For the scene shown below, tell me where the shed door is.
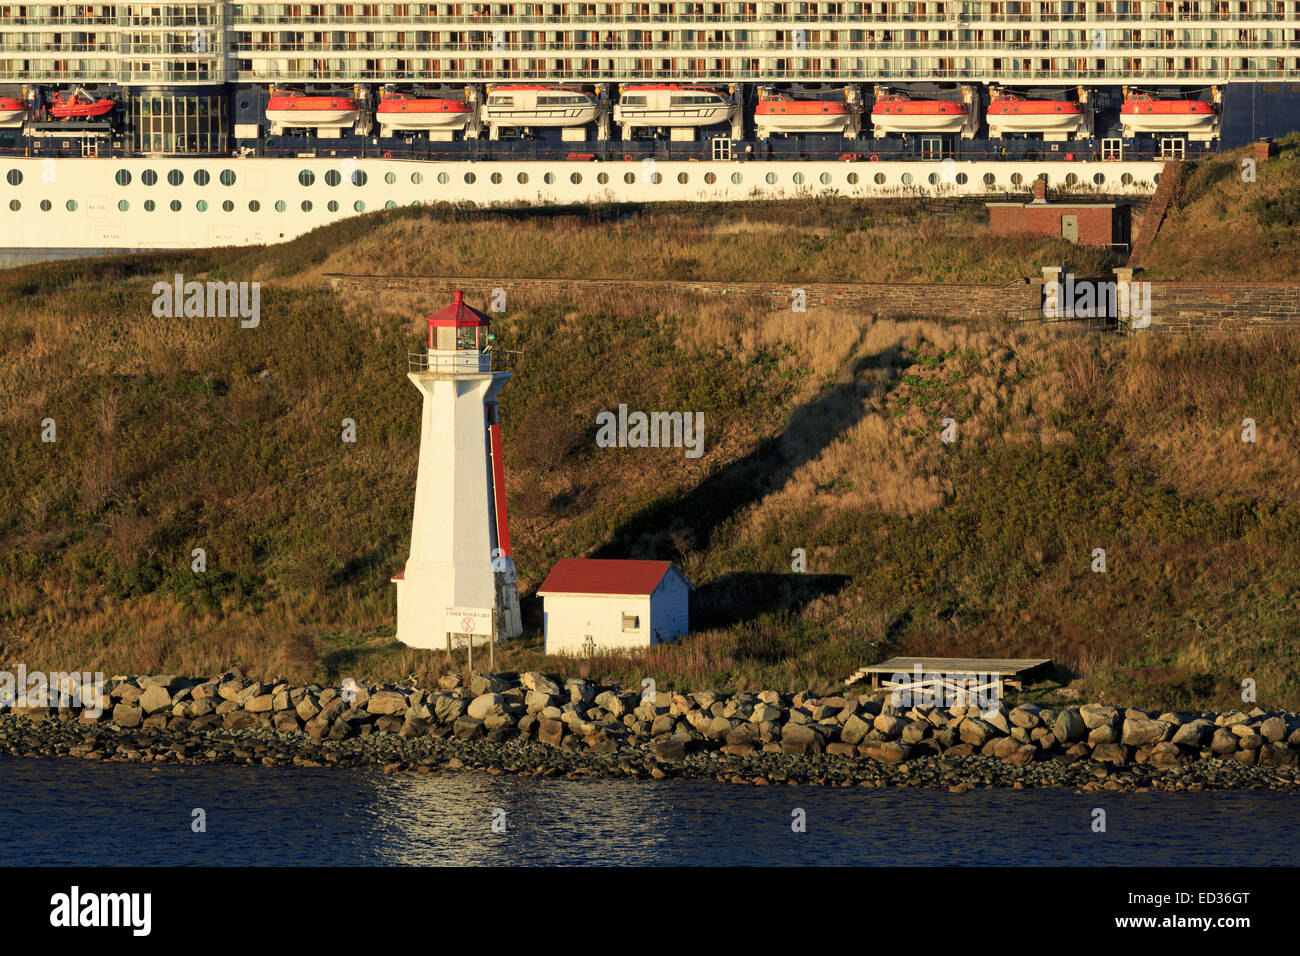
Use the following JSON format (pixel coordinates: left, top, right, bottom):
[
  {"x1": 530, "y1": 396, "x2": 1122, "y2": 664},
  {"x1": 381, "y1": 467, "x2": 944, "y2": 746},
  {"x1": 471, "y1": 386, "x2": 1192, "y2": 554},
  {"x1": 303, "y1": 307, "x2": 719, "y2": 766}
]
[{"x1": 1061, "y1": 215, "x2": 1078, "y2": 243}]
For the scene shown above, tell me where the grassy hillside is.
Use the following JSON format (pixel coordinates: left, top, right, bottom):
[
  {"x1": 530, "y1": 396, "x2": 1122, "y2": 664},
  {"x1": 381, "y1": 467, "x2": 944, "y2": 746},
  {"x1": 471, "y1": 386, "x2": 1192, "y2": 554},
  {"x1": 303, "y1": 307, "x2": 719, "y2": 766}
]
[{"x1": 2, "y1": 191, "x2": 1299, "y2": 711}]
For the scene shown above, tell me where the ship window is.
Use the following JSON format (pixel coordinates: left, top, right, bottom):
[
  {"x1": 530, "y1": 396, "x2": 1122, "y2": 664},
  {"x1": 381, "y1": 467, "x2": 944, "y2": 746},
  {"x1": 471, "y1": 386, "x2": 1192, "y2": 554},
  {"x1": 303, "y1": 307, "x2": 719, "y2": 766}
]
[
  {"x1": 197, "y1": 200, "x2": 208, "y2": 211},
  {"x1": 249, "y1": 200, "x2": 260, "y2": 212},
  {"x1": 622, "y1": 95, "x2": 646, "y2": 106},
  {"x1": 983, "y1": 172, "x2": 996, "y2": 186},
  {"x1": 765, "y1": 171, "x2": 777, "y2": 184},
  {"x1": 598, "y1": 172, "x2": 609, "y2": 184},
  {"x1": 1121, "y1": 173, "x2": 1134, "y2": 186},
  {"x1": 517, "y1": 172, "x2": 529, "y2": 184},
  {"x1": 275, "y1": 200, "x2": 287, "y2": 212},
  {"x1": 220, "y1": 170, "x2": 236, "y2": 186},
  {"x1": 544, "y1": 172, "x2": 555, "y2": 184},
  {"x1": 731, "y1": 172, "x2": 742, "y2": 184},
  {"x1": 167, "y1": 169, "x2": 183, "y2": 186},
  {"x1": 956, "y1": 172, "x2": 968, "y2": 185},
  {"x1": 67, "y1": 200, "x2": 78, "y2": 212},
  {"x1": 385, "y1": 200, "x2": 397, "y2": 209},
  {"x1": 571, "y1": 172, "x2": 583, "y2": 184},
  {"x1": 328, "y1": 200, "x2": 339, "y2": 212},
  {"x1": 875, "y1": 172, "x2": 885, "y2": 185},
  {"x1": 491, "y1": 172, "x2": 503, "y2": 184},
  {"x1": 385, "y1": 172, "x2": 396, "y2": 184},
  {"x1": 650, "y1": 172, "x2": 662, "y2": 184},
  {"x1": 6, "y1": 169, "x2": 21, "y2": 186},
  {"x1": 927, "y1": 173, "x2": 938, "y2": 185},
  {"x1": 145, "y1": 200, "x2": 156, "y2": 212},
  {"x1": 411, "y1": 172, "x2": 423, "y2": 184},
  {"x1": 169, "y1": 200, "x2": 181, "y2": 212},
  {"x1": 299, "y1": 170, "x2": 315, "y2": 186},
  {"x1": 1153, "y1": 173, "x2": 1161, "y2": 184},
  {"x1": 1093, "y1": 173, "x2": 1105, "y2": 186},
  {"x1": 1065, "y1": 172, "x2": 1078, "y2": 186},
  {"x1": 115, "y1": 169, "x2": 131, "y2": 186},
  {"x1": 302, "y1": 200, "x2": 312, "y2": 212},
  {"x1": 793, "y1": 172, "x2": 804, "y2": 185},
  {"x1": 820, "y1": 172, "x2": 831, "y2": 185},
  {"x1": 677, "y1": 172, "x2": 688, "y2": 184},
  {"x1": 354, "y1": 200, "x2": 366, "y2": 212},
  {"x1": 704, "y1": 171, "x2": 715, "y2": 184},
  {"x1": 464, "y1": 172, "x2": 476, "y2": 184},
  {"x1": 352, "y1": 170, "x2": 368, "y2": 186},
  {"x1": 141, "y1": 170, "x2": 157, "y2": 186},
  {"x1": 223, "y1": 200, "x2": 234, "y2": 212},
  {"x1": 847, "y1": 172, "x2": 858, "y2": 185},
  {"x1": 437, "y1": 172, "x2": 450, "y2": 185},
  {"x1": 1010, "y1": 172, "x2": 1023, "y2": 185},
  {"x1": 40, "y1": 199, "x2": 51, "y2": 212},
  {"x1": 194, "y1": 170, "x2": 210, "y2": 186},
  {"x1": 8, "y1": 199, "x2": 18, "y2": 211},
  {"x1": 901, "y1": 172, "x2": 913, "y2": 185},
  {"x1": 325, "y1": 169, "x2": 341, "y2": 186}
]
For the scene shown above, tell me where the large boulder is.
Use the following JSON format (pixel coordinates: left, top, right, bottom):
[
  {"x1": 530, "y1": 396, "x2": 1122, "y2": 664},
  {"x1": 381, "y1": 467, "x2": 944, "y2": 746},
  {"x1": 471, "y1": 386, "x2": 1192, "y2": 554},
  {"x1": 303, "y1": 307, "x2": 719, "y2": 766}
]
[
  {"x1": 1008, "y1": 705, "x2": 1042, "y2": 729},
  {"x1": 538, "y1": 719, "x2": 564, "y2": 746},
  {"x1": 366, "y1": 690, "x2": 409, "y2": 715},
  {"x1": 841, "y1": 713, "x2": 874, "y2": 745},
  {"x1": 245, "y1": 694, "x2": 275, "y2": 713},
  {"x1": 112, "y1": 703, "x2": 143, "y2": 728},
  {"x1": 1171, "y1": 718, "x2": 1214, "y2": 748},
  {"x1": 519, "y1": 672, "x2": 562, "y2": 696},
  {"x1": 453, "y1": 716, "x2": 485, "y2": 740},
  {"x1": 469, "y1": 671, "x2": 510, "y2": 696},
  {"x1": 1121, "y1": 717, "x2": 1171, "y2": 747},
  {"x1": 1260, "y1": 716, "x2": 1289, "y2": 743},
  {"x1": 781, "y1": 723, "x2": 825, "y2": 755},
  {"x1": 1079, "y1": 705, "x2": 1120, "y2": 730},
  {"x1": 958, "y1": 716, "x2": 998, "y2": 747},
  {"x1": 873, "y1": 713, "x2": 905, "y2": 739},
  {"x1": 652, "y1": 738, "x2": 686, "y2": 762},
  {"x1": 138, "y1": 684, "x2": 174, "y2": 715},
  {"x1": 466, "y1": 693, "x2": 505, "y2": 720},
  {"x1": 1053, "y1": 708, "x2": 1087, "y2": 744}
]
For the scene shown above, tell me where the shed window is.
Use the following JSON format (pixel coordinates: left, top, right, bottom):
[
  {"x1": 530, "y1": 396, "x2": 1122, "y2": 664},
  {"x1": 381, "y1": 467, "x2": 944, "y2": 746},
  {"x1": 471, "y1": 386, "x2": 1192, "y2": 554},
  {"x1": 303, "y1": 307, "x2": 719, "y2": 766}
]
[{"x1": 622, "y1": 613, "x2": 640, "y2": 631}]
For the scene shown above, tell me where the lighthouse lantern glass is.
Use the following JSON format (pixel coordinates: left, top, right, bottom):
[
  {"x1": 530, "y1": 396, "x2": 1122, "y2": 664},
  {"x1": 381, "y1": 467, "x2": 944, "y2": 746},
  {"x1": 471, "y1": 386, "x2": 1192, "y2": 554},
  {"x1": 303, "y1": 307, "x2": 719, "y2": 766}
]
[{"x1": 456, "y1": 325, "x2": 480, "y2": 351}]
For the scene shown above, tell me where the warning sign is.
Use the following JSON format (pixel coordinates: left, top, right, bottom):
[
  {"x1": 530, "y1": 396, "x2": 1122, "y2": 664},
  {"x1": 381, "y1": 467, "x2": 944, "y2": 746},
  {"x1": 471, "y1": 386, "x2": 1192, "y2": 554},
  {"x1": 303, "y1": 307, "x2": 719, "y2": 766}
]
[{"x1": 445, "y1": 606, "x2": 493, "y2": 634}]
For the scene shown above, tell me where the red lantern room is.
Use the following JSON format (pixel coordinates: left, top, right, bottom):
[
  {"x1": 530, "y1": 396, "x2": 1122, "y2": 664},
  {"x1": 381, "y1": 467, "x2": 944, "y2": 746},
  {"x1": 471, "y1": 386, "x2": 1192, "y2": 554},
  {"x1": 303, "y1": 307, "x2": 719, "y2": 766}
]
[{"x1": 426, "y1": 289, "x2": 491, "y2": 352}]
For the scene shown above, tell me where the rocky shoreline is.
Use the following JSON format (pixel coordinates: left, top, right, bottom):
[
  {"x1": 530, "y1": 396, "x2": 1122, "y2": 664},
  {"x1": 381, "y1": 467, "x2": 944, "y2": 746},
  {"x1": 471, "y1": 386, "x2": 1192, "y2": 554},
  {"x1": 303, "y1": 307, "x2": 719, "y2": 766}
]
[{"x1": 3, "y1": 669, "x2": 1299, "y2": 792}]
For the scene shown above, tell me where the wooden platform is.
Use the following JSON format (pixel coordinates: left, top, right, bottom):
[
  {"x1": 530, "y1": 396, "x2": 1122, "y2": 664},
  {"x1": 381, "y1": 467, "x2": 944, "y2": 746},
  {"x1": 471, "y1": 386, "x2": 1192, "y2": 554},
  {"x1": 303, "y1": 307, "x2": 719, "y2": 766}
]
[{"x1": 846, "y1": 657, "x2": 1053, "y2": 692}]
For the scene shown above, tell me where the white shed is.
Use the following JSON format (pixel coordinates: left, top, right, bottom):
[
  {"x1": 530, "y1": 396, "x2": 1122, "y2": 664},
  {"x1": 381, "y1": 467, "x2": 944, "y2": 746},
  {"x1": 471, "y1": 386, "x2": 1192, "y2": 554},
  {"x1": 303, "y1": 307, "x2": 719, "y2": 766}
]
[{"x1": 538, "y1": 558, "x2": 692, "y2": 655}]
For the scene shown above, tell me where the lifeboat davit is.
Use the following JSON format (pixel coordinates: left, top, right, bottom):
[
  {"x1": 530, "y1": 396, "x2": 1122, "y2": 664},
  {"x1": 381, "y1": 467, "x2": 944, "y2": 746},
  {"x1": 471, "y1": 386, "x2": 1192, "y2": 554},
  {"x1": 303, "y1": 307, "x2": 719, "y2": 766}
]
[
  {"x1": 871, "y1": 93, "x2": 968, "y2": 134},
  {"x1": 614, "y1": 84, "x2": 736, "y2": 130},
  {"x1": 483, "y1": 85, "x2": 598, "y2": 129},
  {"x1": 377, "y1": 94, "x2": 472, "y2": 134},
  {"x1": 1120, "y1": 93, "x2": 1217, "y2": 134},
  {"x1": 754, "y1": 94, "x2": 852, "y2": 136},
  {"x1": 0, "y1": 96, "x2": 28, "y2": 126},
  {"x1": 986, "y1": 92, "x2": 1085, "y2": 137},
  {"x1": 265, "y1": 91, "x2": 361, "y2": 134},
  {"x1": 48, "y1": 89, "x2": 115, "y2": 121}
]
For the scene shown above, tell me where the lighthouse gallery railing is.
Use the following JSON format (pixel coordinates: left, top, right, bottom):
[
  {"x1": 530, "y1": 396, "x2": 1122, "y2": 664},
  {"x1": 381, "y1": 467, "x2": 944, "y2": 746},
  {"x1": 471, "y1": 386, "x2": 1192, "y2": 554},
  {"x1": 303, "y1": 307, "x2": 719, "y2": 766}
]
[{"x1": 408, "y1": 349, "x2": 522, "y2": 375}]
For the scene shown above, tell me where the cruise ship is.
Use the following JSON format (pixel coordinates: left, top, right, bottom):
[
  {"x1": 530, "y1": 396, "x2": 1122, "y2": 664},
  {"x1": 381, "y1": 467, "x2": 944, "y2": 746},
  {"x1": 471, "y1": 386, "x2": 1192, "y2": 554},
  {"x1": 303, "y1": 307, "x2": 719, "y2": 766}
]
[{"x1": 1, "y1": 1, "x2": 1298, "y2": 259}]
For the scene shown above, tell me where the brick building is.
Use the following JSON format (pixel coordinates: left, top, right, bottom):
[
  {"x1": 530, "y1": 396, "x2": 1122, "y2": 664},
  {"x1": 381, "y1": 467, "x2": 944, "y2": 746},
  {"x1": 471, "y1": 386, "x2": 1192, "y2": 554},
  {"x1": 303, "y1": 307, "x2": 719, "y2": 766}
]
[{"x1": 987, "y1": 178, "x2": 1131, "y2": 249}]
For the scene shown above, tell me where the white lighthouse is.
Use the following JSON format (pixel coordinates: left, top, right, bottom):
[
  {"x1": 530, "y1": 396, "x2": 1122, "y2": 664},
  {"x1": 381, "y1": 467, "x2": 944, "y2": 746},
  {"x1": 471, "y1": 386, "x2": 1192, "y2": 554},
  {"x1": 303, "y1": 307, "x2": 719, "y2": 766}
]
[{"x1": 392, "y1": 290, "x2": 523, "y2": 648}]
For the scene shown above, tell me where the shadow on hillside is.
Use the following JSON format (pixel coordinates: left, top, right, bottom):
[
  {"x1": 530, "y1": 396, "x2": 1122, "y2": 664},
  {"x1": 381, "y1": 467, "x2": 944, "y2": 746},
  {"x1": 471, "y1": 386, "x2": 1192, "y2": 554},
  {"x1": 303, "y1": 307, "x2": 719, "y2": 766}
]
[
  {"x1": 692, "y1": 571, "x2": 851, "y2": 630},
  {"x1": 589, "y1": 343, "x2": 908, "y2": 563}
]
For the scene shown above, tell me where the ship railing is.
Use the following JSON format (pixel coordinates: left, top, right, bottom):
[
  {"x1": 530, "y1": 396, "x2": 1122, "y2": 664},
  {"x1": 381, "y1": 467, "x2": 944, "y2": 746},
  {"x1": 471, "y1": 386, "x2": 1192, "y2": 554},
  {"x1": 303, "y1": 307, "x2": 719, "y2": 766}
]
[{"x1": 408, "y1": 349, "x2": 521, "y2": 375}]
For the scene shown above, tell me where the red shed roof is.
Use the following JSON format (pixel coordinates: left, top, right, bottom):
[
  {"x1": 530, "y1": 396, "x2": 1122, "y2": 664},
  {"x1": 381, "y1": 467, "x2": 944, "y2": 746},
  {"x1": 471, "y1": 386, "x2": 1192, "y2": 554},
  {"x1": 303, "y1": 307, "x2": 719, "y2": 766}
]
[
  {"x1": 427, "y1": 289, "x2": 490, "y2": 328},
  {"x1": 538, "y1": 558, "x2": 680, "y2": 596}
]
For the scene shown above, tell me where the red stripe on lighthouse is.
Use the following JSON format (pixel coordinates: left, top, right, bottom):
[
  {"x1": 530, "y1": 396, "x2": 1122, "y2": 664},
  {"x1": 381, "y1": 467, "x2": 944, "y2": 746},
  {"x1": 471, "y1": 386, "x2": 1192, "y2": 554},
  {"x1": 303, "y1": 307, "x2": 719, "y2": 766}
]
[{"x1": 489, "y1": 423, "x2": 512, "y2": 557}]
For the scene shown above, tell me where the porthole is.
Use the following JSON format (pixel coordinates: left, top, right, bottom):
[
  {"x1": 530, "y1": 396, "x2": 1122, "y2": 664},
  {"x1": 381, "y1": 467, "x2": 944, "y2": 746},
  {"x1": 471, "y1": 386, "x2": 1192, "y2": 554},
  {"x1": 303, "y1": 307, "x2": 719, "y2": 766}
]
[
  {"x1": 384, "y1": 171, "x2": 396, "y2": 185},
  {"x1": 624, "y1": 172, "x2": 636, "y2": 184},
  {"x1": 115, "y1": 169, "x2": 131, "y2": 186},
  {"x1": 299, "y1": 169, "x2": 315, "y2": 187},
  {"x1": 325, "y1": 169, "x2": 341, "y2": 186},
  {"x1": 6, "y1": 169, "x2": 22, "y2": 186},
  {"x1": 793, "y1": 172, "x2": 804, "y2": 185},
  {"x1": 874, "y1": 172, "x2": 886, "y2": 185},
  {"x1": 819, "y1": 172, "x2": 831, "y2": 185},
  {"x1": 731, "y1": 172, "x2": 742, "y2": 184},
  {"x1": 1154, "y1": 172, "x2": 1162, "y2": 184},
  {"x1": 1093, "y1": 172, "x2": 1106, "y2": 185},
  {"x1": 650, "y1": 171, "x2": 662, "y2": 184},
  {"x1": 248, "y1": 199, "x2": 260, "y2": 212},
  {"x1": 141, "y1": 169, "x2": 157, "y2": 186},
  {"x1": 927, "y1": 172, "x2": 938, "y2": 185},
  {"x1": 352, "y1": 170, "x2": 367, "y2": 186},
  {"x1": 196, "y1": 199, "x2": 207, "y2": 211},
  {"x1": 275, "y1": 200, "x2": 286, "y2": 212},
  {"x1": 847, "y1": 172, "x2": 858, "y2": 185},
  {"x1": 983, "y1": 172, "x2": 996, "y2": 186},
  {"x1": 327, "y1": 200, "x2": 338, "y2": 212},
  {"x1": 1121, "y1": 172, "x2": 1134, "y2": 185},
  {"x1": 544, "y1": 172, "x2": 555, "y2": 184},
  {"x1": 301, "y1": 199, "x2": 312, "y2": 212},
  {"x1": 194, "y1": 169, "x2": 210, "y2": 186},
  {"x1": 411, "y1": 172, "x2": 423, "y2": 184},
  {"x1": 956, "y1": 172, "x2": 968, "y2": 185},
  {"x1": 1065, "y1": 172, "x2": 1079, "y2": 186},
  {"x1": 167, "y1": 169, "x2": 183, "y2": 186},
  {"x1": 144, "y1": 199, "x2": 156, "y2": 211},
  {"x1": 901, "y1": 172, "x2": 913, "y2": 185},
  {"x1": 67, "y1": 199, "x2": 78, "y2": 211},
  {"x1": 491, "y1": 171, "x2": 503, "y2": 184},
  {"x1": 704, "y1": 171, "x2": 716, "y2": 184},
  {"x1": 40, "y1": 199, "x2": 51, "y2": 211},
  {"x1": 571, "y1": 172, "x2": 583, "y2": 184},
  {"x1": 517, "y1": 172, "x2": 529, "y2": 184},
  {"x1": 385, "y1": 200, "x2": 396, "y2": 209},
  {"x1": 437, "y1": 172, "x2": 449, "y2": 185},
  {"x1": 677, "y1": 172, "x2": 688, "y2": 184},
  {"x1": 464, "y1": 172, "x2": 475, "y2": 184},
  {"x1": 220, "y1": 169, "x2": 236, "y2": 186},
  {"x1": 8, "y1": 199, "x2": 18, "y2": 211},
  {"x1": 354, "y1": 200, "x2": 365, "y2": 212},
  {"x1": 410, "y1": 200, "x2": 421, "y2": 207},
  {"x1": 597, "y1": 172, "x2": 609, "y2": 184},
  {"x1": 222, "y1": 199, "x2": 234, "y2": 212},
  {"x1": 169, "y1": 199, "x2": 180, "y2": 212},
  {"x1": 765, "y1": 171, "x2": 777, "y2": 184},
  {"x1": 1010, "y1": 172, "x2": 1024, "y2": 185}
]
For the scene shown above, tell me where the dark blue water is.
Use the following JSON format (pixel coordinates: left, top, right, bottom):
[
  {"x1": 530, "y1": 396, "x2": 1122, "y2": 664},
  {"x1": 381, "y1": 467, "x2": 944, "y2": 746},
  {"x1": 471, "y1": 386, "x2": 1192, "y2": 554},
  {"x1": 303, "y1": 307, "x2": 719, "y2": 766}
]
[{"x1": 2, "y1": 757, "x2": 1295, "y2": 866}]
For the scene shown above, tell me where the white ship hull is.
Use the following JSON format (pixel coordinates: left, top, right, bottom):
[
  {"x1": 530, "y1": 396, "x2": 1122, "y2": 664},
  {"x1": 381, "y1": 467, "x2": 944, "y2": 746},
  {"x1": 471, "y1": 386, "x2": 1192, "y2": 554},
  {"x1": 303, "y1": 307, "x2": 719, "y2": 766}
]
[{"x1": 0, "y1": 157, "x2": 1165, "y2": 260}]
